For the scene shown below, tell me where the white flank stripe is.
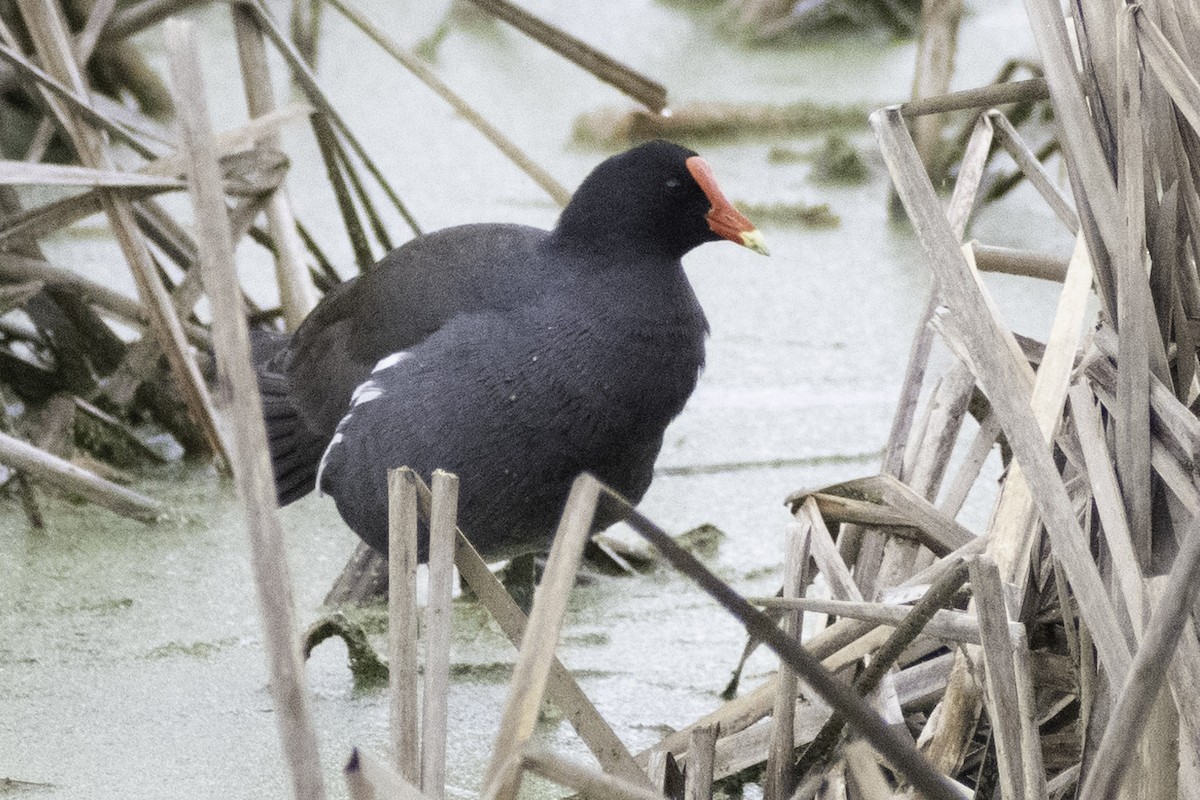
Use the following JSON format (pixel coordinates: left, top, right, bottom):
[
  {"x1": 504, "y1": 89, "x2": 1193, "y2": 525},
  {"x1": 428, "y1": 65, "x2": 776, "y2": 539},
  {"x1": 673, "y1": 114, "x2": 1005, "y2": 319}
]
[
  {"x1": 352, "y1": 383, "x2": 383, "y2": 407},
  {"x1": 318, "y1": 352, "x2": 407, "y2": 496},
  {"x1": 315, "y1": 430, "x2": 344, "y2": 497},
  {"x1": 372, "y1": 350, "x2": 410, "y2": 373}
]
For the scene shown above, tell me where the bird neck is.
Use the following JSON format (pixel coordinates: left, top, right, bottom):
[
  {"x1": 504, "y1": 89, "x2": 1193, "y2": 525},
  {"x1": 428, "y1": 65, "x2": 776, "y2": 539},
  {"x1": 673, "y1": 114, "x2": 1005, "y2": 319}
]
[{"x1": 550, "y1": 203, "x2": 689, "y2": 262}]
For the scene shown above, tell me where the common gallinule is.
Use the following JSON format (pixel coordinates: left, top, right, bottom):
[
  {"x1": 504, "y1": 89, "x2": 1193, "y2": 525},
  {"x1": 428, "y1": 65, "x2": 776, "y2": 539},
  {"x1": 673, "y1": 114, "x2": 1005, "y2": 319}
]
[{"x1": 256, "y1": 140, "x2": 767, "y2": 559}]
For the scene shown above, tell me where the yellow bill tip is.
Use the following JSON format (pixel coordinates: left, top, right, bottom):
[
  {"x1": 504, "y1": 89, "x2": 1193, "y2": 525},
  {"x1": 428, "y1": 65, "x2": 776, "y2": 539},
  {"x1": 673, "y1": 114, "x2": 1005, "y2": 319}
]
[{"x1": 740, "y1": 229, "x2": 770, "y2": 256}]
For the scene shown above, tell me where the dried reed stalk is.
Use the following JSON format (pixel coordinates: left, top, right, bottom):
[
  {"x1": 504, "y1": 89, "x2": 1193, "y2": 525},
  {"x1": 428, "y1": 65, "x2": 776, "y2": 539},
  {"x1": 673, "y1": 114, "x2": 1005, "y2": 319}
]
[
  {"x1": 481, "y1": 475, "x2": 601, "y2": 800},
  {"x1": 19, "y1": 0, "x2": 227, "y2": 462},
  {"x1": 1010, "y1": 627, "x2": 1046, "y2": 800},
  {"x1": 346, "y1": 747, "x2": 433, "y2": 800},
  {"x1": 988, "y1": 111, "x2": 1080, "y2": 232},
  {"x1": 614, "y1": 493, "x2": 962, "y2": 800},
  {"x1": 165, "y1": 18, "x2": 325, "y2": 800},
  {"x1": 748, "y1": 596, "x2": 979, "y2": 644},
  {"x1": 0, "y1": 429, "x2": 163, "y2": 521},
  {"x1": 243, "y1": 0, "x2": 420, "y2": 236},
  {"x1": 899, "y1": 78, "x2": 1048, "y2": 118},
  {"x1": 0, "y1": 37, "x2": 158, "y2": 157},
  {"x1": 463, "y1": 0, "x2": 666, "y2": 112},
  {"x1": 520, "y1": 747, "x2": 664, "y2": 800},
  {"x1": 0, "y1": 104, "x2": 309, "y2": 251},
  {"x1": 684, "y1": 725, "x2": 718, "y2": 800},
  {"x1": 945, "y1": 111, "x2": 993, "y2": 235},
  {"x1": 0, "y1": 161, "x2": 182, "y2": 188},
  {"x1": 321, "y1": 0, "x2": 571, "y2": 208},
  {"x1": 388, "y1": 467, "x2": 421, "y2": 784},
  {"x1": 843, "y1": 740, "x2": 893, "y2": 800},
  {"x1": 906, "y1": 0, "x2": 961, "y2": 173},
  {"x1": 1114, "y1": 4, "x2": 1154, "y2": 570},
  {"x1": 969, "y1": 556, "x2": 1027, "y2": 800},
  {"x1": 764, "y1": 522, "x2": 809, "y2": 800},
  {"x1": 1080, "y1": 473, "x2": 1200, "y2": 797},
  {"x1": 230, "y1": 3, "x2": 317, "y2": 330},
  {"x1": 402, "y1": 470, "x2": 649, "y2": 785},
  {"x1": 420, "y1": 470, "x2": 458, "y2": 800}
]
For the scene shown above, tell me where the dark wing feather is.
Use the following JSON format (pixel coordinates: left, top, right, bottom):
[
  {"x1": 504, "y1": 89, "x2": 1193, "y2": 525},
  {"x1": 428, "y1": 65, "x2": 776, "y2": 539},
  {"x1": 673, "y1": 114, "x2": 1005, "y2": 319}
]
[{"x1": 285, "y1": 223, "x2": 550, "y2": 439}]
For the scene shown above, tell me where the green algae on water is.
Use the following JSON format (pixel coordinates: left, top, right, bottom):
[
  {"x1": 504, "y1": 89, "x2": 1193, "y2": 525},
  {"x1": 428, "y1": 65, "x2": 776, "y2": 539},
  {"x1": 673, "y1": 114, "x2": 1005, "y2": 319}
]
[
  {"x1": 734, "y1": 201, "x2": 840, "y2": 228},
  {"x1": 768, "y1": 136, "x2": 869, "y2": 184},
  {"x1": 303, "y1": 612, "x2": 388, "y2": 687},
  {"x1": 809, "y1": 135, "x2": 869, "y2": 184},
  {"x1": 573, "y1": 101, "x2": 868, "y2": 147},
  {"x1": 144, "y1": 638, "x2": 237, "y2": 660}
]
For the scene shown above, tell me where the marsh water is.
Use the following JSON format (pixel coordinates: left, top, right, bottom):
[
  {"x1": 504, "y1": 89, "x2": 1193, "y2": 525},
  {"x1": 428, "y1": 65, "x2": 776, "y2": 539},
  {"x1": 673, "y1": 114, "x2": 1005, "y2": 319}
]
[{"x1": 1, "y1": 1, "x2": 1075, "y2": 797}]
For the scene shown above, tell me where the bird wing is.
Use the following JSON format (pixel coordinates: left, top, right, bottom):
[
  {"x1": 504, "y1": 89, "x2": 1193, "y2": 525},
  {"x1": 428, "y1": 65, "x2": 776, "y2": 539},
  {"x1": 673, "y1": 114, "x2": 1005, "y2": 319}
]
[{"x1": 284, "y1": 223, "x2": 548, "y2": 436}]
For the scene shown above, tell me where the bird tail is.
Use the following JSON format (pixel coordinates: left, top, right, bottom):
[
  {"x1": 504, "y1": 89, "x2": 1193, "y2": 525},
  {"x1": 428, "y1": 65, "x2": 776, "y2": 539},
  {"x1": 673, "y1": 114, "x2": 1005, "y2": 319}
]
[{"x1": 252, "y1": 330, "x2": 327, "y2": 506}]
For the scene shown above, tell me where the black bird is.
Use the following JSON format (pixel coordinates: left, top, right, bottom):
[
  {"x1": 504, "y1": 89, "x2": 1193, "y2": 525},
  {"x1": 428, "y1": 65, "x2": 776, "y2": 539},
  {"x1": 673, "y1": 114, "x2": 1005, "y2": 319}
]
[{"x1": 256, "y1": 140, "x2": 768, "y2": 560}]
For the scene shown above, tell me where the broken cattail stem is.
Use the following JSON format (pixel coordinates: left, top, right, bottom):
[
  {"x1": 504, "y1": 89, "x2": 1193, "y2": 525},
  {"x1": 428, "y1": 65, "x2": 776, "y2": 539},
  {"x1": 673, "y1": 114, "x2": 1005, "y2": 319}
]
[
  {"x1": 764, "y1": 521, "x2": 809, "y2": 800},
  {"x1": 420, "y1": 470, "x2": 458, "y2": 800},
  {"x1": 613, "y1": 488, "x2": 962, "y2": 800},
  {"x1": 481, "y1": 475, "x2": 602, "y2": 800},
  {"x1": 230, "y1": 3, "x2": 317, "y2": 329},
  {"x1": 0, "y1": 430, "x2": 163, "y2": 522},
  {"x1": 321, "y1": 0, "x2": 572, "y2": 207},
  {"x1": 463, "y1": 0, "x2": 667, "y2": 112},
  {"x1": 684, "y1": 725, "x2": 718, "y2": 800},
  {"x1": 165, "y1": 18, "x2": 325, "y2": 800},
  {"x1": 520, "y1": 747, "x2": 664, "y2": 800},
  {"x1": 899, "y1": 77, "x2": 1049, "y2": 117},
  {"x1": 388, "y1": 467, "x2": 421, "y2": 784},
  {"x1": 873, "y1": 105, "x2": 1132, "y2": 684},
  {"x1": 400, "y1": 470, "x2": 649, "y2": 785}
]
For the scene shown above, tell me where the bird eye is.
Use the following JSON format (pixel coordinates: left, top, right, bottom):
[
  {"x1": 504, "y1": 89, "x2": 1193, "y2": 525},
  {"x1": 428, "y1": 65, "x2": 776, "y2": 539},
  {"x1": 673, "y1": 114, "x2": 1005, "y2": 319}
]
[{"x1": 665, "y1": 178, "x2": 681, "y2": 189}]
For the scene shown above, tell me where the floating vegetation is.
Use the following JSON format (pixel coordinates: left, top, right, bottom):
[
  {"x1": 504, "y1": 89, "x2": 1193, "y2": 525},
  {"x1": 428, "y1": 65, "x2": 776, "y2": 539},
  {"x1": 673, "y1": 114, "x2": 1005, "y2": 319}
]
[
  {"x1": 572, "y1": 101, "x2": 868, "y2": 147},
  {"x1": 144, "y1": 639, "x2": 234, "y2": 660},
  {"x1": 303, "y1": 612, "x2": 388, "y2": 687},
  {"x1": 724, "y1": 0, "x2": 921, "y2": 43},
  {"x1": 808, "y1": 135, "x2": 869, "y2": 183},
  {"x1": 55, "y1": 596, "x2": 134, "y2": 614},
  {"x1": 0, "y1": 776, "x2": 55, "y2": 794},
  {"x1": 449, "y1": 661, "x2": 522, "y2": 683},
  {"x1": 734, "y1": 201, "x2": 840, "y2": 228},
  {"x1": 674, "y1": 522, "x2": 726, "y2": 558},
  {"x1": 767, "y1": 136, "x2": 869, "y2": 184},
  {"x1": 765, "y1": 145, "x2": 806, "y2": 164}
]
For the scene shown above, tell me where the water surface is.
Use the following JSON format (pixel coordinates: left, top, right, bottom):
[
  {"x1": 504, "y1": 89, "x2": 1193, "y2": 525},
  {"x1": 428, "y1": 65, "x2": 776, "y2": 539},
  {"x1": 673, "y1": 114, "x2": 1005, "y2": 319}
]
[{"x1": 1, "y1": 1, "x2": 1073, "y2": 797}]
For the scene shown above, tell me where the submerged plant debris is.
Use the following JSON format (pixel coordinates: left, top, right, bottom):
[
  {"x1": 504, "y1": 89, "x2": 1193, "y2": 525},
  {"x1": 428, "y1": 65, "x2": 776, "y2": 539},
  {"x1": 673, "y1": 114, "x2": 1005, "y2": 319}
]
[
  {"x1": 303, "y1": 612, "x2": 389, "y2": 688},
  {"x1": 733, "y1": 201, "x2": 840, "y2": 228},
  {"x1": 767, "y1": 135, "x2": 870, "y2": 184},
  {"x1": 572, "y1": 101, "x2": 868, "y2": 147}
]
